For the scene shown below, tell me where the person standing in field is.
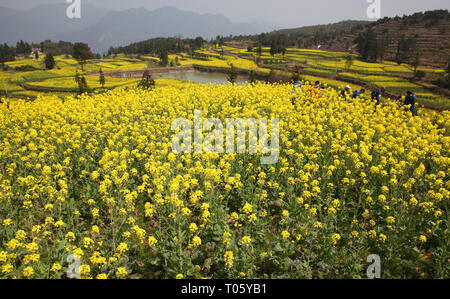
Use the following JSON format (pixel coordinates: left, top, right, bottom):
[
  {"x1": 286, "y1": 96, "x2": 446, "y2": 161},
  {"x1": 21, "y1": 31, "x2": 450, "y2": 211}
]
[
  {"x1": 292, "y1": 80, "x2": 303, "y2": 91},
  {"x1": 371, "y1": 87, "x2": 385, "y2": 106},
  {"x1": 304, "y1": 81, "x2": 320, "y2": 103},
  {"x1": 291, "y1": 80, "x2": 303, "y2": 106},
  {"x1": 352, "y1": 88, "x2": 366, "y2": 99},
  {"x1": 341, "y1": 85, "x2": 351, "y2": 99},
  {"x1": 404, "y1": 91, "x2": 418, "y2": 116},
  {"x1": 313, "y1": 81, "x2": 321, "y2": 94}
]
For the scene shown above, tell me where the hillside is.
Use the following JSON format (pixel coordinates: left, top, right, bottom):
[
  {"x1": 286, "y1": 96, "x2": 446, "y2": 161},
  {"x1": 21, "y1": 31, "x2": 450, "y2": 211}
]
[
  {"x1": 224, "y1": 10, "x2": 450, "y2": 68},
  {"x1": 321, "y1": 10, "x2": 450, "y2": 68},
  {"x1": 274, "y1": 20, "x2": 371, "y2": 37},
  {"x1": 221, "y1": 20, "x2": 371, "y2": 50}
]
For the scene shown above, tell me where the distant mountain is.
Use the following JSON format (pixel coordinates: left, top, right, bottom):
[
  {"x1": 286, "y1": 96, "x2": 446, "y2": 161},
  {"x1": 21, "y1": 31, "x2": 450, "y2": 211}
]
[
  {"x1": 56, "y1": 6, "x2": 273, "y2": 52},
  {"x1": 0, "y1": 4, "x2": 273, "y2": 53},
  {"x1": 0, "y1": 3, "x2": 109, "y2": 46}
]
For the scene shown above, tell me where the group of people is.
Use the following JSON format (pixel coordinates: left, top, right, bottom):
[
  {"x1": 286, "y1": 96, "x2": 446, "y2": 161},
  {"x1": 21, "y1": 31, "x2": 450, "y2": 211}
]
[
  {"x1": 293, "y1": 80, "x2": 320, "y2": 90},
  {"x1": 341, "y1": 85, "x2": 367, "y2": 100},
  {"x1": 341, "y1": 85, "x2": 418, "y2": 116},
  {"x1": 293, "y1": 80, "x2": 418, "y2": 116}
]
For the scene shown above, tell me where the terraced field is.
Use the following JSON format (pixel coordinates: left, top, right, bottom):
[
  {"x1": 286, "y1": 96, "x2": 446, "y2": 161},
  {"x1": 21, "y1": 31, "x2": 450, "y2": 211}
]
[
  {"x1": 0, "y1": 46, "x2": 448, "y2": 110},
  {"x1": 219, "y1": 46, "x2": 449, "y2": 109}
]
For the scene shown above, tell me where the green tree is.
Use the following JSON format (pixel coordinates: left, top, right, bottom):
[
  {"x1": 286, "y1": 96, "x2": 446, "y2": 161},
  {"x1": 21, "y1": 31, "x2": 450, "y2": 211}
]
[
  {"x1": 193, "y1": 37, "x2": 205, "y2": 50},
  {"x1": 72, "y1": 43, "x2": 94, "y2": 70},
  {"x1": 38, "y1": 40, "x2": 74, "y2": 56},
  {"x1": 270, "y1": 40, "x2": 277, "y2": 57},
  {"x1": 344, "y1": 54, "x2": 354, "y2": 70},
  {"x1": 447, "y1": 59, "x2": 450, "y2": 76},
  {"x1": 257, "y1": 44, "x2": 262, "y2": 58},
  {"x1": 396, "y1": 36, "x2": 416, "y2": 65},
  {"x1": 74, "y1": 71, "x2": 91, "y2": 94},
  {"x1": 137, "y1": 70, "x2": 155, "y2": 90},
  {"x1": 290, "y1": 66, "x2": 303, "y2": 83},
  {"x1": 99, "y1": 68, "x2": 106, "y2": 88},
  {"x1": 414, "y1": 70, "x2": 425, "y2": 81},
  {"x1": 228, "y1": 65, "x2": 237, "y2": 83},
  {"x1": 378, "y1": 29, "x2": 391, "y2": 61},
  {"x1": 16, "y1": 40, "x2": 31, "y2": 55},
  {"x1": 44, "y1": 53, "x2": 56, "y2": 70},
  {"x1": 355, "y1": 28, "x2": 378, "y2": 61},
  {"x1": 159, "y1": 50, "x2": 169, "y2": 66},
  {"x1": 0, "y1": 44, "x2": 15, "y2": 68},
  {"x1": 445, "y1": 59, "x2": 450, "y2": 87}
]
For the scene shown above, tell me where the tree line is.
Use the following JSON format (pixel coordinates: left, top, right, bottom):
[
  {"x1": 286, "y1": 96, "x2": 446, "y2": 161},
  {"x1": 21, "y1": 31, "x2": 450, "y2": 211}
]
[
  {"x1": 213, "y1": 21, "x2": 370, "y2": 53},
  {"x1": 354, "y1": 27, "x2": 419, "y2": 65},
  {"x1": 108, "y1": 37, "x2": 206, "y2": 56},
  {"x1": 0, "y1": 40, "x2": 99, "y2": 70}
]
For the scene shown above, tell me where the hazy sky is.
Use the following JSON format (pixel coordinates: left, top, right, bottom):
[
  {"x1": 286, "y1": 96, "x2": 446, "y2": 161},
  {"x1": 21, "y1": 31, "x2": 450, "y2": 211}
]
[{"x1": 1, "y1": 0, "x2": 450, "y2": 28}]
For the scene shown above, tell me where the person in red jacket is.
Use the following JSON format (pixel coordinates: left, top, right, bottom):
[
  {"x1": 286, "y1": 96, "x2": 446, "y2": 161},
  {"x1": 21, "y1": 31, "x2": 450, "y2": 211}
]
[{"x1": 305, "y1": 81, "x2": 320, "y2": 102}]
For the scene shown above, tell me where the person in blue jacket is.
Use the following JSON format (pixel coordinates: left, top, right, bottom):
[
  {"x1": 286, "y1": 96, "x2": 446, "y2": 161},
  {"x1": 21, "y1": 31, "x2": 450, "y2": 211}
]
[
  {"x1": 404, "y1": 91, "x2": 417, "y2": 116},
  {"x1": 351, "y1": 88, "x2": 366, "y2": 99},
  {"x1": 371, "y1": 87, "x2": 385, "y2": 106},
  {"x1": 341, "y1": 85, "x2": 351, "y2": 98},
  {"x1": 292, "y1": 80, "x2": 303, "y2": 91}
]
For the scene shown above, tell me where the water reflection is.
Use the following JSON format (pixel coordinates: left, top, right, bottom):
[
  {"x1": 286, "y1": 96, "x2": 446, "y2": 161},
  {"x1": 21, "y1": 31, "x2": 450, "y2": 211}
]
[{"x1": 156, "y1": 70, "x2": 248, "y2": 85}]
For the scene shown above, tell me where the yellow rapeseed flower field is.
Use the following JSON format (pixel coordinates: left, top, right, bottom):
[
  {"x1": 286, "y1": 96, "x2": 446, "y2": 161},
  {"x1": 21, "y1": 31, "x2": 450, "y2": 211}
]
[{"x1": 0, "y1": 82, "x2": 448, "y2": 279}]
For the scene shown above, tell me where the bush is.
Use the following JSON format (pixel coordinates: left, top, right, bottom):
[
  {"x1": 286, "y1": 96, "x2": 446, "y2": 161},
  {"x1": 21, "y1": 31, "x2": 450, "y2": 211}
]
[
  {"x1": 13, "y1": 65, "x2": 39, "y2": 72},
  {"x1": 414, "y1": 70, "x2": 426, "y2": 80},
  {"x1": 74, "y1": 71, "x2": 91, "y2": 94},
  {"x1": 44, "y1": 54, "x2": 56, "y2": 70},
  {"x1": 137, "y1": 70, "x2": 155, "y2": 90}
]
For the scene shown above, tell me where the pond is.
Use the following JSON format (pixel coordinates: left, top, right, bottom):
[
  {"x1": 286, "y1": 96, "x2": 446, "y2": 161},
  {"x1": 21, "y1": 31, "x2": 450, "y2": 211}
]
[{"x1": 154, "y1": 70, "x2": 249, "y2": 85}]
